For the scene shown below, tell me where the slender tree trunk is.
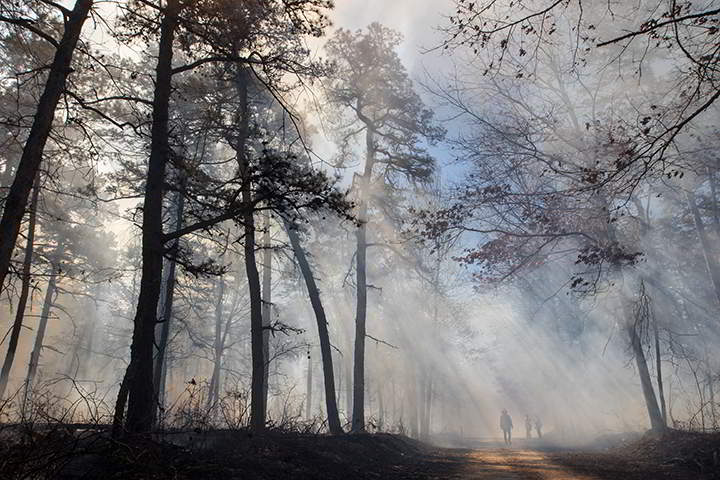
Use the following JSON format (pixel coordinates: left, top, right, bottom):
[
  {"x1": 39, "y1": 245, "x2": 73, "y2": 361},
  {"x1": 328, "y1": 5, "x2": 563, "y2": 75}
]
[
  {"x1": 305, "y1": 349, "x2": 313, "y2": 420},
  {"x1": 352, "y1": 126, "x2": 375, "y2": 433},
  {"x1": 231, "y1": 68, "x2": 265, "y2": 433},
  {"x1": 708, "y1": 369, "x2": 717, "y2": 429},
  {"x1": 345, "y1": 356, "x2": 352, "y2": 422},
  {"x1": 64, "y1": 295, "x2": 96, "y2": 381},
  {"x1": 207, "y1": 276, "x2": 225, "y2": 408},
  {"x1": 653, "y1": 316, "x2": 667, "y2": 426},
  {"x1": 377, "y1": 383, "x2": 384, "y2": 431},
  {"x1": 285, "y1": 221, "x2": 343, "y2": 433},
  {"x1": 604, "y1": 192, "x2": 665, "y2": 433},
  {"x1": 0, "y1": 174, "x2": 40, "y2": 398},
  {"x1": 22, "y1": 264, "x2": 58, "y2": 409},
  {"x1": 152, "y1": 185, "x2": 184, "y2": 424},
  {"x1": 421, "y1": 373, "x2": 433, "y2": 440},
  {"x1": 0, "y1": 0, "x2": 93, "y2": 294},
  {"x1": 114, "y1": 0, "x2": 179, "y2": 435},
  {"x1": 687, "y1": 192, "x2": 720, "y2": 306},
  {"x1": 241, "y1": 146, "x2": 266, "y2": 432},
  {"x1": 626, "y1": 304, "x2": 665, "y2": 432},
  {"x1": 408, "y1": 368, "x2": 419, "y2": 439},
  {"x1": 708, "y1": 166, "x2": 720, "y2": 237},
  {"x1": 261, "y1": 211, "x2": 271, "y2": 409}
]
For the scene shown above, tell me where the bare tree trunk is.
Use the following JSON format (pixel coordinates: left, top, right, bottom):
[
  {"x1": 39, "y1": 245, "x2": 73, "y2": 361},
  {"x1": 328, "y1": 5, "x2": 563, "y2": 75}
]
[
  {"x1": 352, "y1": 126, "x2": 375, "y2": 433},
  {"x1": 345, "y1": 356, "x2": 352, "y2": 423},
  {"x1": 653, "y1": 315, "x2": 667, "y2": 426},
  {"x1": 0, "y1": 0, "x2": 93, "y2": 295},
  {"x1": 207, "y1": 275, "x2": 225, "y2": 408},
  {"x1": 261, "y1": 211, "x2": 271, "y2": 410},
  {"x1": 377, "y1": 383, "x2": 384, "y2": 431},
  {"x1": 305, "y1": 349, "x2": 313, "y2": 420},
  {"x1": 421, "y1": 373, "x2": 433, "y2": 440},
  {"x1": 285, "y1": 221, "x2": 343, "y2": 433},
  {"x1": 408, "y1": 367, "x2": 419, "y2": 439},
  {"x1": 22, "y1": 264, "x2": 58, "y2": 410},
  {"x1": 114, "y1": 0, "x2": 180, "y2": 435},
  {"x1": 0, "y1": 174, "x2": 40, "y2": 398},
  {"x1": 230, "y1": 68, "x2": 266, "y2": 433},
  {"x1": 626, "y1": 304, "x2": 665, "y2": 432},
  {"x1": 708, "y1": 369, "x2": 717, "y2": 429},
  {"x1": 152, "y1": 184, "x2": 184, "y2": 424},
  {"x1": 708, "y1": 166, "x2": 720, "y2": 237}
]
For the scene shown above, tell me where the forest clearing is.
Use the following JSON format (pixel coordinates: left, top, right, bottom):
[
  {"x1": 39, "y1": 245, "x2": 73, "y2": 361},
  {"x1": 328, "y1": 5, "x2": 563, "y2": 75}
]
[{"x1": 1, "y1": 0, "x2": 720, "y2": 478}]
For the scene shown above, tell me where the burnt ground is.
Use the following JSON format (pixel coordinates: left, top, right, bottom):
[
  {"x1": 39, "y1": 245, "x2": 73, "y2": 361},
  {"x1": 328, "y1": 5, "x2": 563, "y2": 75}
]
[{"x1": 1, "y1": 427, "x2": 718, "y2": 479}]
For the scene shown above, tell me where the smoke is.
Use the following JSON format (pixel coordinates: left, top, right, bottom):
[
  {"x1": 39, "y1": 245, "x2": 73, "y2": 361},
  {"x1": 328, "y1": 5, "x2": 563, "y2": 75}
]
[{"x1": 1, "y1": 0, "x2": 718, "y2": 446}]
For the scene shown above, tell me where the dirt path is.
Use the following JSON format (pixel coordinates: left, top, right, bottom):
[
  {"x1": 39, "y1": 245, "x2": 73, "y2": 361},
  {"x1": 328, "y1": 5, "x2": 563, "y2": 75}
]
[{"x1": 406, "y1": 446, "x2": 703, "y2": 479}]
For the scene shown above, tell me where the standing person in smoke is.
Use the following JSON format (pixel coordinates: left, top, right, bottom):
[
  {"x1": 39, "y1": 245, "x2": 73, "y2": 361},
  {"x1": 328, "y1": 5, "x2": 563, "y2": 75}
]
[
  {"x1": 525, "y1": 415, "x2": 533, "y2": 439},
  {"x1": 500, "y1": 409, "x2": 513, "y2": 445},
  {"x1": 535, "y1": 417, "x2": 543, "y2": 439}
]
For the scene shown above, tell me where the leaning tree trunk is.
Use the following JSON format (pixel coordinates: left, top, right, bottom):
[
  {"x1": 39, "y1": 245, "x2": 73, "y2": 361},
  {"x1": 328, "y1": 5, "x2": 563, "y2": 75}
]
[
  {"x1": 0, "y1": 174, "x2": 40, "y2": 399},
  {"x1": 22, "y1": 263, "x2": 58, "y2": 411},
  {"x1": 0, "y1": 0, "x2": 93, "y2": 295},
  {"x1": 352, "y1": 125, "x2": 375, "y2": 433},
  {"x1": 625, "y1": 299, "x2": 665, "y2": 432},
  {"x1": 653, "y1": 314, "x2": 668, "y2": 426},
  {"x1": 285, "y1": 221, "x2": 343, "y2": 433},
  {"x1": 114, "y1": 0, "x2": 179, "y2": 435},
  {"x1": 261, "y1": 211, "x2": 272, "y2": 411}
]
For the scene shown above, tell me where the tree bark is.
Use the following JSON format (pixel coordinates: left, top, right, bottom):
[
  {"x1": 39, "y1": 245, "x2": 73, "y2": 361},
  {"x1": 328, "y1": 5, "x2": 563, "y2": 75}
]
[
  {"x1": 420, "y1": 373, "x2": 433, "y2": 440},
  {"x1": 408, "y1": 367, "x2": 419, "y2": 438},
  {"x1": 352, "y1": 126, "x2": 375, "y2": 433},
  {"x1": 285, "y1": 221, "x2": 343, "y2": 433},
  {"x1": 231, "y1": 68, "x2": 265, "y2": 433},
  {"x1": 0, "y1": 0, "x2": 93, "y2": 295},
  {"x1": 653, "y1": 315, "x2": 667, "y2": 426},
  {"x1": 306, "y1": 349, "x2": 313, "y2": 420},
  {"x1": 22, "y1": 263, "x2": 58, "y2": 409},
  {"x1": 0, "y1": 174, "x2": 40, "y2": 399},
  {"x1": 207, "y1": 275, "x2": 225, "y2": 408},
  {"x1": 261, "y1": 211, "x2": 271, "y2": 410},
  {"x1": 377, "y1": 383, "x2": 384, "y2": 431},
  {"x1": 345, "y1": 355, "x2": 352, "y2": 422},
  {"x1": 707, "y1": 166, "x2": 720, "y2": 237},
  {"x1": 626, "y1": 302, "x2": 665, "y2": 432},
  {"x1": 115, "y1": 0, "x2": 180, "y2": 434},
  {"x1": 153, "y1": 182, "x2": 185, "y2": 424}
]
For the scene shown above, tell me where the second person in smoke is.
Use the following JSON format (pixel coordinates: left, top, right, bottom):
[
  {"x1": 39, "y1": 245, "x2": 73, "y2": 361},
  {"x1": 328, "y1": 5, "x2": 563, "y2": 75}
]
[
  {"x1": 525, "y1": 414, "x2": 532, "y2": 439},
  {"x1": 500, "y1": 409, "x2": 513, "y2": 445},
  {"x1": 535, "y1": 417, "x2": 543, "y2": 438}
]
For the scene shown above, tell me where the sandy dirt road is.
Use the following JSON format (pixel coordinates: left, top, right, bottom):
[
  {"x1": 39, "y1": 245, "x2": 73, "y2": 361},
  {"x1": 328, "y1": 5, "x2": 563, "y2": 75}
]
[{"x1": 405, "y1": 445, "x2": 702, "y2": 480}]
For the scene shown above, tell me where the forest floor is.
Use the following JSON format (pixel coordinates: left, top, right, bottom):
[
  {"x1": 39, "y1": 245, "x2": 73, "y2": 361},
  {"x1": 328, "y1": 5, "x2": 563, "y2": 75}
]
[{"x1": 2, "y1": 426, "x2": 718, "y2": 479}]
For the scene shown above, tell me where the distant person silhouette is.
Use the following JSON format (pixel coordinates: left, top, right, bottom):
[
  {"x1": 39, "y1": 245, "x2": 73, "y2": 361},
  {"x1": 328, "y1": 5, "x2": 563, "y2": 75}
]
[
  {"x1": 500, "y1": 409, "x2": 513, "y2": 445},
  {"x1": 525, "y1": 414, "x2": 533, "y2": 439},
  {"x1": 535, "y1": 417, "x2": 543, "y2": 439}
]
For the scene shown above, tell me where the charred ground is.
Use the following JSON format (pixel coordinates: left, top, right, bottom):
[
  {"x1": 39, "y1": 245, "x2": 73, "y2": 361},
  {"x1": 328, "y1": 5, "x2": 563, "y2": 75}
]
[{"x1": 1, "y1": 427, "x2": 718, "y2": 479}]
